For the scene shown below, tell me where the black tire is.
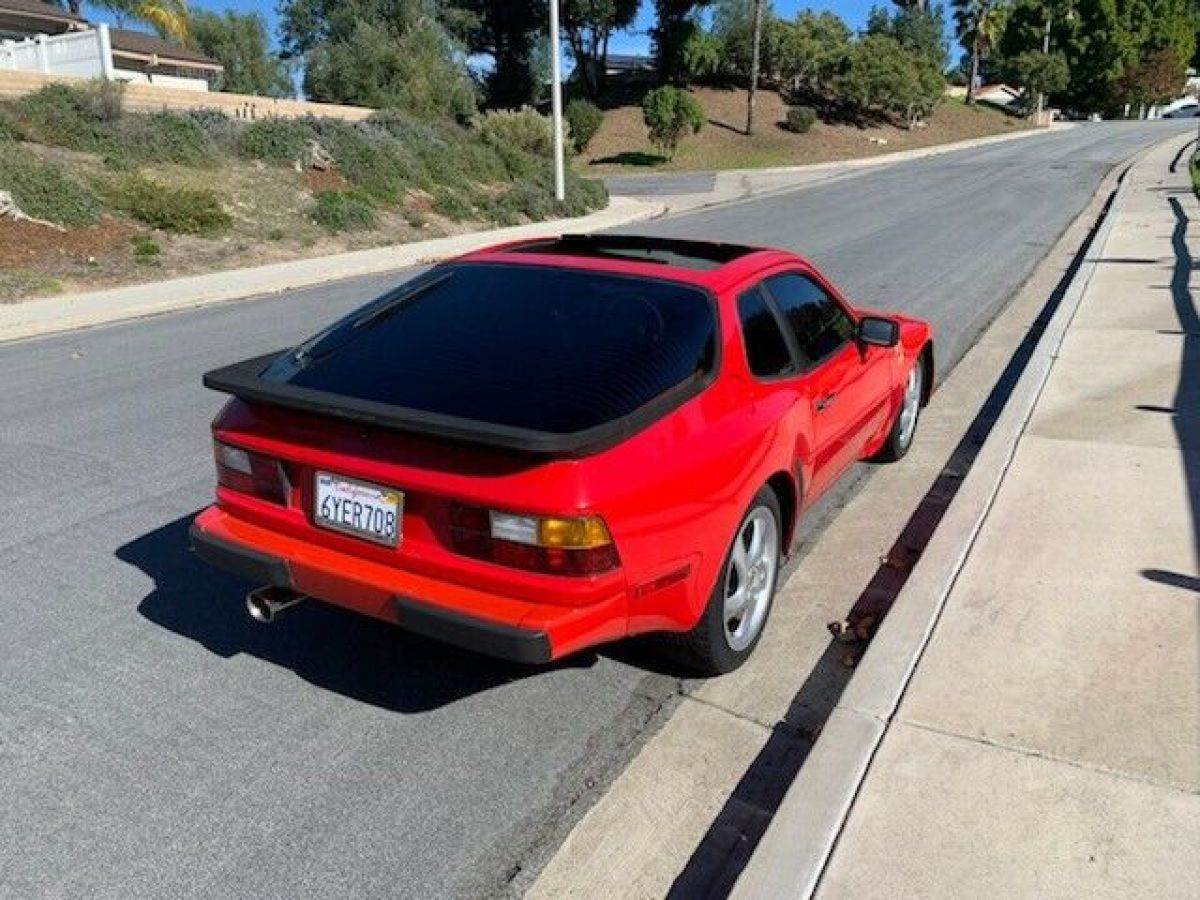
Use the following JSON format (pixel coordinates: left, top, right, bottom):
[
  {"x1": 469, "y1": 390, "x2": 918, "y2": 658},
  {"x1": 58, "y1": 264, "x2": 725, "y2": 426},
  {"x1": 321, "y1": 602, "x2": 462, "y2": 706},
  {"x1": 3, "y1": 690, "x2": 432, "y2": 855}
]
[
  {"x1": 668, "y1": 487, "x2": 783, "y2": 676},
  {"x1": 874, "y1": 355, "x2": 924, "y2": 463}
]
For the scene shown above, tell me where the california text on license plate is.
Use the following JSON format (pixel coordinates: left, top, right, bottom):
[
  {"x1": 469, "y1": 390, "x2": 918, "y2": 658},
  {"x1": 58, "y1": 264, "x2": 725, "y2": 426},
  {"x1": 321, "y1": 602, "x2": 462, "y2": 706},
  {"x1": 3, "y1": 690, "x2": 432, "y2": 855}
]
[{"x1": 314, "y1": 472, "x2": 403, "y2": 546}]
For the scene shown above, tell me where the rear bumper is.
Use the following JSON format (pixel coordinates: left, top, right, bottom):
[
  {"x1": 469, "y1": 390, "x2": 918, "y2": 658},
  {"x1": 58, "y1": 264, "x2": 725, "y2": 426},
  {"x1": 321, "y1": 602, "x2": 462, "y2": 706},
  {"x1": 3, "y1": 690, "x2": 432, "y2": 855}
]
[{"x1": 189, "y1": 507, "x2": 626, "y2": 662}]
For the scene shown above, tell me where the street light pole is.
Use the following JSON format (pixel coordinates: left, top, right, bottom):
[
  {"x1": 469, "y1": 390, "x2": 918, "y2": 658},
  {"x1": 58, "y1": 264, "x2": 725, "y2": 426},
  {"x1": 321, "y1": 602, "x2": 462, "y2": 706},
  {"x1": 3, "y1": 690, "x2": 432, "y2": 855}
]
[
  {"x1": 1035, "y1": 12, "x2": 1051, "y2": 124},
  {"x1": 549, "y1": 0, "x2": 566, "y2": 202}
]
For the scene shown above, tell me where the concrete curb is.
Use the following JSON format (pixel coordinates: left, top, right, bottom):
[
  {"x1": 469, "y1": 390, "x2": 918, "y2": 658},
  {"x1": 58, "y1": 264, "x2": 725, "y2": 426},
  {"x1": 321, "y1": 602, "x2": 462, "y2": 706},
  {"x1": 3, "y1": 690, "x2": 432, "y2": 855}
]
[
  {"x1": 0, "y1": 196, "x2": 662, "y2": 344},
  {"x1": 727, "y1": 130, "x2": 1191, "y2": 900}
]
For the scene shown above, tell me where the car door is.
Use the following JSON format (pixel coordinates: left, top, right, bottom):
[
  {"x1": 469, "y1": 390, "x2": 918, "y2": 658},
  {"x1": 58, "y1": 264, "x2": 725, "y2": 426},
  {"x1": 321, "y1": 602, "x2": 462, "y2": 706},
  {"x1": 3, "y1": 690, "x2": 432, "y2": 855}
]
[{"x1": 761, "y1": 271, "x2": 892, "y2": 494}]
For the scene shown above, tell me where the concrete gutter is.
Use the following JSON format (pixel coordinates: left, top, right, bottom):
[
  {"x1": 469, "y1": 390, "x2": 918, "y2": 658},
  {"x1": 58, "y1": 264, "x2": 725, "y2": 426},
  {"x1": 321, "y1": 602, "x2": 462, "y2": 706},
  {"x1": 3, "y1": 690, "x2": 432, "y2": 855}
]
[
  {"x1": 0, "y1": 196, "x2": 661, "y2": 344},
  {"x1": 727, "y1": 131, "x2": 1184, "y2": 900}
]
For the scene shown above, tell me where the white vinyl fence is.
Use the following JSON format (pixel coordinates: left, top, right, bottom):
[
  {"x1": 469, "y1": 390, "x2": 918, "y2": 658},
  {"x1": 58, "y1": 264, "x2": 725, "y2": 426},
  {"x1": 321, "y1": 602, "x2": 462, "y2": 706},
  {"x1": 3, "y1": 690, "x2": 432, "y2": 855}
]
[{"x1": 0, "y1": 25, "x2": 113, "y2": 80}]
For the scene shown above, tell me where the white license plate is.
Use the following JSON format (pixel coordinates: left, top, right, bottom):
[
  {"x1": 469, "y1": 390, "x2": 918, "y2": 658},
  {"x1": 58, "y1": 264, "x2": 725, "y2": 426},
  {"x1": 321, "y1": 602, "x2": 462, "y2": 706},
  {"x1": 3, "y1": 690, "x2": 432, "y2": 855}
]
[{"x1": 314, "y1": 472, "x2": 403, "y2": 547}]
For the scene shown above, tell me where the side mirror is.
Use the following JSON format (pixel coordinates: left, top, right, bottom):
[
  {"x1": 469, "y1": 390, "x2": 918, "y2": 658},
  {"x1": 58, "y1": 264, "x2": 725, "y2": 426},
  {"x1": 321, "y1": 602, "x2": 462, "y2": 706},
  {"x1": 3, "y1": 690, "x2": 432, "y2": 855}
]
[{"x1": 858, "y1": 316, "x2": 900, "y2": 348}]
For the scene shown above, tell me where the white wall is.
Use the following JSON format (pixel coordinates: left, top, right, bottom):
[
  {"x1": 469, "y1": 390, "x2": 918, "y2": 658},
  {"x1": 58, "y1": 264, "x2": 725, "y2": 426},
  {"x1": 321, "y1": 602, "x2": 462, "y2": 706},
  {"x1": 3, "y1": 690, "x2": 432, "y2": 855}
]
[{"x1": 0, "y1": 29, "x2": 107, "y2": 79}]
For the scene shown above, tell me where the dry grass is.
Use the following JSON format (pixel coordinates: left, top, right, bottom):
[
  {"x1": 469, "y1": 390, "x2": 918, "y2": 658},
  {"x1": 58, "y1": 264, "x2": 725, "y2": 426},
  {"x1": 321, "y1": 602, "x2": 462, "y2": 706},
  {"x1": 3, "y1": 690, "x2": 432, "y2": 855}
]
[{"x1": 582, "y1": 86, "x2": 1032, "y2": 173}]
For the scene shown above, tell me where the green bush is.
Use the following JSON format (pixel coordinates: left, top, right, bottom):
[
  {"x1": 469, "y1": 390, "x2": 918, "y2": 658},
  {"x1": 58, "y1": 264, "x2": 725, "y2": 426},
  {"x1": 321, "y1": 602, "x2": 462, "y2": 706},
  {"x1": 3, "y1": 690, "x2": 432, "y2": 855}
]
[
  {"x1": 565, "y1": 99, "x2": 603, "y2": 153},
  {"x1": 0, "y1": 110, "x2": 23, "y2": 142},
  {"x1": 476, "y1": 107, "x2": 559, "y2": 158},
  {"x1": 104, "y1": 175, "x2": 231, "y2": 234},
  {"x1": 130, "y1": 233, "x2": 161, "y2": 259},
  {"x1": 17, "y1": 83, "x2": 117, "y2": 155},
  {"x1": 835, "y1": 35, "x2": 945, "y2": 127},
  {"x1": 783, "y1": 105, "x2": 817, "y2": 134},
  {"x1": 0, "y1": 151, "x2": 99, "y2": 226},
  {"x1": 188, "y1": 108, "x2": 240, "y2": 152},
  {"x1": 311, "y1": 189, "x2": 378, "y2": 232},
  {"x1": 641, "y1": 86, "x2": 705, "y2": 159},
  {"x1": 237, "y1": 118, "x2": 315, "y2": 164},
  {"x1": 119, "y1": 112, "x2": 217, "y2": 166},
  {"x1": 431, "y1": 187, "x2": 474, "y2": 220}
]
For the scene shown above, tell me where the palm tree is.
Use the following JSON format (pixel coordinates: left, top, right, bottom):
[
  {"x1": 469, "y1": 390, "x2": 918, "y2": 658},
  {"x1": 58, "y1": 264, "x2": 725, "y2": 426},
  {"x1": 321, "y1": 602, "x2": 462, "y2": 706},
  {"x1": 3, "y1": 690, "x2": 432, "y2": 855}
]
[
  {"x1": 954, "y1": 0, "x2": 1008, "y2": 104},
  {"x1": 54, "y1": 0, "x2": 190, "y2": 43}
]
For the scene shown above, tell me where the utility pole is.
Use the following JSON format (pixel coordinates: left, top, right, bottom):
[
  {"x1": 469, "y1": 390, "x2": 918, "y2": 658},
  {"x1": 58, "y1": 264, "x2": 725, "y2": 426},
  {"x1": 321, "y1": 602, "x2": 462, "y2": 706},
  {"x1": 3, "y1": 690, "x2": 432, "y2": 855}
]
[
  {"x1": 549, "y1": 0, "x2": 565, "y2": 202},
  {"x1": 1034, "y1": 11, "x2": 1051, "y2": 124},
  {"x1": 746, "y1": 0, "x2": 764, "y2": 135}
]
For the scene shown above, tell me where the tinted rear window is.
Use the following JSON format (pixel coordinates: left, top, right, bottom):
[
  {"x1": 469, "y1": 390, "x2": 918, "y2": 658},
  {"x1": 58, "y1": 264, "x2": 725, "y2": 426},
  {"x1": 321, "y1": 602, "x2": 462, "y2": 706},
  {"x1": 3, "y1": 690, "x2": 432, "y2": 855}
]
[{"x1": 261, "y1": 264, "x2": 716, "y2": 435}]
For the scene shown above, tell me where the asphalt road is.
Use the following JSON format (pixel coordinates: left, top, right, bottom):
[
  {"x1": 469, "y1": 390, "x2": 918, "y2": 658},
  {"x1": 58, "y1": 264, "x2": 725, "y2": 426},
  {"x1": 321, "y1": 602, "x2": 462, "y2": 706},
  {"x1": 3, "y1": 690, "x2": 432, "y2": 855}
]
[{"x1": 0, "y1": 122, "x2": 1186, "y2": 900}]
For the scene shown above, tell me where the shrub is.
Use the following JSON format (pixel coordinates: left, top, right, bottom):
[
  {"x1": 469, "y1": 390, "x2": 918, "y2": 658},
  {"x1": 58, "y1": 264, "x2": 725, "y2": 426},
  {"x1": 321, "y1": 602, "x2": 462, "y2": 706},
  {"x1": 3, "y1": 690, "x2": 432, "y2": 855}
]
[
  {"x1": 238, "y1": 118, "x2": 315, "y2": 164},
  {"x1": 476, "y1": 107, "x2": 559, "y2": 158},
  {"x1": 565, "y1": 99, "x2": 603, "y2": 153},
  {"x1": 188, "y1": 108, "x2": 240, "y2": 152},
  {"x1": 311, "y1": 189, "x2": 378, "y2": 232},
  {"x1": 0, "y1": 151, "x2": 99, "y2": 226},
  {"x1": 104, "y1": 175, "x2": 231, "y2": 234},
  {"x1": 0, "y1": 109, "x2": 23, "y2": 142},
  {"x1": 431, "y1": 187, "x2": 474, "y2": 220},
  {"x1": 17, "y1": 83, "x2": 117, "y2": 155},
  {"x1": 130, "y1": 233, "x2": 161, "y2": 259},
  {"x1": 642, "y1": 86, "x2": 705, "y2": 159},
  {"x1": 119, "y1": 112, "x2": 217, "y2": 166},
  {"x1": 783, "y1": 105, "x2": 817, "y2": 134},
  {"x1": 77, "y1": 79, "x2": 125, "y2": 123},
  {"x1": 836, "y1": 35, "x2": 945, "y2": 128}
]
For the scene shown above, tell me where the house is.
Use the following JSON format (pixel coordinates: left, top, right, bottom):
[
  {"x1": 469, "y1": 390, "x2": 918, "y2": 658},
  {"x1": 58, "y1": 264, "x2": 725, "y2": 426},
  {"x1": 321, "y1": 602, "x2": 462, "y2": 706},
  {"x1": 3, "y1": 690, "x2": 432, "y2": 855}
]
[
  {"x1": 0, "y1": 0, "x2": 221, "y2": 91},
  {"x1": 0, "y1": 0, "x2": 86, "y2": 41},
  {"x1": 974, "y1": 83, "x2": 1023, "y2": 111},
  {"x1": 105, "y1": 26, "x2": 223, "y2": 89}
]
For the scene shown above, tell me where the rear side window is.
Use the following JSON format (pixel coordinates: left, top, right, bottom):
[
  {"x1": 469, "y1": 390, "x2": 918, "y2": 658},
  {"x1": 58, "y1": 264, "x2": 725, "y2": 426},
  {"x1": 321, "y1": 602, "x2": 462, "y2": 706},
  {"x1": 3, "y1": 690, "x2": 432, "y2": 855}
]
[
  {"x1": 261, "y1": 263, "x2": 716, "y2": 435},
  {"x1": 765, "y1": 272, "x2": 856, "y2": 368},
  {"x1": 737, "y1": 286, "x2": 792, "y2": 378}
]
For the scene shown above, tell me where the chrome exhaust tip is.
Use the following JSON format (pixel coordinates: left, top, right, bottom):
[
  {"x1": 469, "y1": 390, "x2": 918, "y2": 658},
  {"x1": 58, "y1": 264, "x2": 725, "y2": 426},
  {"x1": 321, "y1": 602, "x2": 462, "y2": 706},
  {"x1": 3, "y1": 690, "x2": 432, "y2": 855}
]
[{"x1": 246, "y1": 586, "x2": 306, "y2": 624}]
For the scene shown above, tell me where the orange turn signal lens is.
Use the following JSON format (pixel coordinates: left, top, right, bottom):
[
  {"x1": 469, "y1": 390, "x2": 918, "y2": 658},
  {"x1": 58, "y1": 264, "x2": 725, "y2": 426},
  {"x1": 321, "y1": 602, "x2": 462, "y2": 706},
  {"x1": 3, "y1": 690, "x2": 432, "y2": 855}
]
[{"x1": 536, "y1": 516, "x2": 612, "y2": 549}]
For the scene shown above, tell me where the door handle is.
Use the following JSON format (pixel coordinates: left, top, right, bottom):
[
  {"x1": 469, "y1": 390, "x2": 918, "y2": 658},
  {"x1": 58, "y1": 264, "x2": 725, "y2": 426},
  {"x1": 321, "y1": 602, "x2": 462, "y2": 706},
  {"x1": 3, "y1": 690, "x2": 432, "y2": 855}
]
[{"x1": 815, "y1": 393, "x2": 837, "y2": 411}]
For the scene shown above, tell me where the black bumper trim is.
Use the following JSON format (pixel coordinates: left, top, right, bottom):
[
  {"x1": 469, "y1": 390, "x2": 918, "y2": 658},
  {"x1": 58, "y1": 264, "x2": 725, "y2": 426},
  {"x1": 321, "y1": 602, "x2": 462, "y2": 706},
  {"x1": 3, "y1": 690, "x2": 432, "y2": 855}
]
[
  {"x1": 392, "y1": 595, "x2": 553, "y2": 665},
  {"x1": 189, "y1": 524, "x2": 294, "y2": 588}
]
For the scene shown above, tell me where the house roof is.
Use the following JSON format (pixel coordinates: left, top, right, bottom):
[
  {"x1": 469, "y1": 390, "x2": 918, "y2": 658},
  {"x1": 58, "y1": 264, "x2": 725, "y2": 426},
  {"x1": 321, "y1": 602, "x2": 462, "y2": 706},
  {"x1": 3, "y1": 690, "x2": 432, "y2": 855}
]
[
  {"x1": 107, "y1": 26, "x2": 222, "y2": 70},
  {"x1": 606, "y1": 54, "x2": 655, "y2": 73},
  {"x1": 0, "y1": 0, "x2": 85, "y2": 27}
]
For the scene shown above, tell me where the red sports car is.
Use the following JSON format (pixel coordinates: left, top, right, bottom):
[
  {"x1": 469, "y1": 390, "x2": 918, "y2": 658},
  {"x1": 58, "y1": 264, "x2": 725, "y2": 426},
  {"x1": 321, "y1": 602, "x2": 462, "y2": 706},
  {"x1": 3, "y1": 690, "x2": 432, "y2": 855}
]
[{"x1": 191, "y1": 235, "x2": 932, "y2": 673}]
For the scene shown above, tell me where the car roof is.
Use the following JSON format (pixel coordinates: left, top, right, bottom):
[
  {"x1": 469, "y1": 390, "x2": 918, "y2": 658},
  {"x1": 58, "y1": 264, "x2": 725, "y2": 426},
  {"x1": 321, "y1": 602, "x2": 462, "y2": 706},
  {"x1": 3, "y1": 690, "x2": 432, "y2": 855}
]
[{"x1": 456, "y1": 234, "x2": 808, "y2": 293}]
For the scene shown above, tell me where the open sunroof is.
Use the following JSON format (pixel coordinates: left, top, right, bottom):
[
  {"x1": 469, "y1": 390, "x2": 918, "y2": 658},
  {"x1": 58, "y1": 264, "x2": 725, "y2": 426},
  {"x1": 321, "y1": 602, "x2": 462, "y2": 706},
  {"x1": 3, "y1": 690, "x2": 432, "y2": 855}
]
[{"x1": 511, "y1": 234, "x2": 759, "y2": 271}]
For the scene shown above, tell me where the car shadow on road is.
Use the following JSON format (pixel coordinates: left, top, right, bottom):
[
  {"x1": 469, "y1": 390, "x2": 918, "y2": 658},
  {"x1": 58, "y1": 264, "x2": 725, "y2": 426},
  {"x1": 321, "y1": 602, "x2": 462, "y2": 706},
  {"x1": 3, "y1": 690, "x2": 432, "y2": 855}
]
[{"x1": 119, "y1": 514, "x2": 595, "y2": 714}]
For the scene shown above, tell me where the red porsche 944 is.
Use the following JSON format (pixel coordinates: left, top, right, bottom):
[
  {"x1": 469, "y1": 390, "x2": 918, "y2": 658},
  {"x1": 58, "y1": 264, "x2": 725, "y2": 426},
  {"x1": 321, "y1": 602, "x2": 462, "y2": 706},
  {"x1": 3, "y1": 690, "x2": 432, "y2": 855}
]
[{"x1": 191, "y1": 235, "x2": 932, "y2": 673}]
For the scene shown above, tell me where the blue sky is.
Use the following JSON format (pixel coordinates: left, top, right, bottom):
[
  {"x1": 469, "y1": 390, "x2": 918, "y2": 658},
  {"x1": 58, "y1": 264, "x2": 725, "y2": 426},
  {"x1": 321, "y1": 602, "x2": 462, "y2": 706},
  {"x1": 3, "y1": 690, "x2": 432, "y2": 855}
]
[{"x1": 85, "y1": 2, "x2": 897, "y2": 54}]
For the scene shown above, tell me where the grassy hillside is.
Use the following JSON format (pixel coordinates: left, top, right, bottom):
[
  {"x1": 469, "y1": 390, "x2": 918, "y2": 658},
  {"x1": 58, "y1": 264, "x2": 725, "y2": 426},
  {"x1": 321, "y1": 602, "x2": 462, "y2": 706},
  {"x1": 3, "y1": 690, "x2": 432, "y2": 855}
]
[
  {"x1": 585, "y1": 86, "x2": 1031, "y2": 172},
  {"x1": 0, "y1": 82, "x2": 607, "y2": 301}
]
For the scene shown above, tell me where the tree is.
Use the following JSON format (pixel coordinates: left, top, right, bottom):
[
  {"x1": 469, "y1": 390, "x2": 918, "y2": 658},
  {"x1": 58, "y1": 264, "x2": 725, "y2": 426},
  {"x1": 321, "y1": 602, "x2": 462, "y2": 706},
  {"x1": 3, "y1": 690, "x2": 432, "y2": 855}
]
[
  {"x1": 773, "y1": 11, "x2": 853, "y2": 95},
  {"x1": 746, "y1": 0, "x2": 765, "y2": 134},
  {"x1": 836, "y1": 34, "x2": 946, "y2": 126},
  {"x1": 1114, "y1": 46, "x2": 1186, "y2": 110},
  {"x1": 562, "y1": 0, "x2": 639, "y2": 97},
  {"x1": 188, "y1": 10, "x2": 291, "y2": 97},
  {"x1": 642, "y1": 84, "x2": 704, "y2": 157},
  {"x1": 1006, "y1": 48, "x2": 1069, "y2": 114},
  {"x1": 280, "y1": 0, "x2": 476, "y2": 119},
  {"x1": 681, "y1": 27, "x2": 723, "y2": 84},
  {"x1": 442, "y1": 1, "x2": 546, "y2": 109},
  {"x1": 653, "y1": 0, "x2": 712, "y2": 84},
  {"x1": 57, "y1": 1, "x2": 189, "y2": 41},
  {"x1": 867, "y1": 3, "x2": 949, "y2": 70},
  {"x1": 954, "y1": 0, "x2": 1009, "y2": 103}
]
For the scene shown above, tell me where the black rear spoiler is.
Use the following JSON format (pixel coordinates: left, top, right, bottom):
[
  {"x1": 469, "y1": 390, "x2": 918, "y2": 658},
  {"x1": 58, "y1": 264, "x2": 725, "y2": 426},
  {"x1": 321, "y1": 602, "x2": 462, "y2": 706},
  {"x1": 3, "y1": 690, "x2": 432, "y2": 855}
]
[{"x1": 203, "y1": 352, "x2": 710, "y2": 458}]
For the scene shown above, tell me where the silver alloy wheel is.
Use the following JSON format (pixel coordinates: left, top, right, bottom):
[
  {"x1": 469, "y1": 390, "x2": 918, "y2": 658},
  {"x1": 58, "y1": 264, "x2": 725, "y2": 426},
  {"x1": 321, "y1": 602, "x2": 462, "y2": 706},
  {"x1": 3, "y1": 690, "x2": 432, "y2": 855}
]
[
  {"x1": 722, "y1": 507, "x2": 779, "y2": 652},
  {"x1": 896, "y1": 360, "x2": 922, "y2": 449}
]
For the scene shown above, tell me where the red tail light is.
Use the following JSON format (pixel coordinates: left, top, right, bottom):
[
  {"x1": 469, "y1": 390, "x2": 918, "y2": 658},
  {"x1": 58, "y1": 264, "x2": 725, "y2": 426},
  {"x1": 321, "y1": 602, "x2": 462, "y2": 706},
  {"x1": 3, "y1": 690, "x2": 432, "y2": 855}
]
[
  {"x1": 214, "y1": 441, "x2": 289, "y2": 505},
  {"x1": 448, "y1": 503, "x2": 619, "y2": 576}
]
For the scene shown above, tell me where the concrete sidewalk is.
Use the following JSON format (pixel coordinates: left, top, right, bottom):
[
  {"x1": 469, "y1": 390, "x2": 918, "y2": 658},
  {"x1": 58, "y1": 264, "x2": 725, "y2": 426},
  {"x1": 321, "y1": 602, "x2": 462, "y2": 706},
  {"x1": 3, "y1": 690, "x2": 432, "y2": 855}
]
[{"x1": 733, "y1": 131, "x2": 1200, "y2": 897}]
